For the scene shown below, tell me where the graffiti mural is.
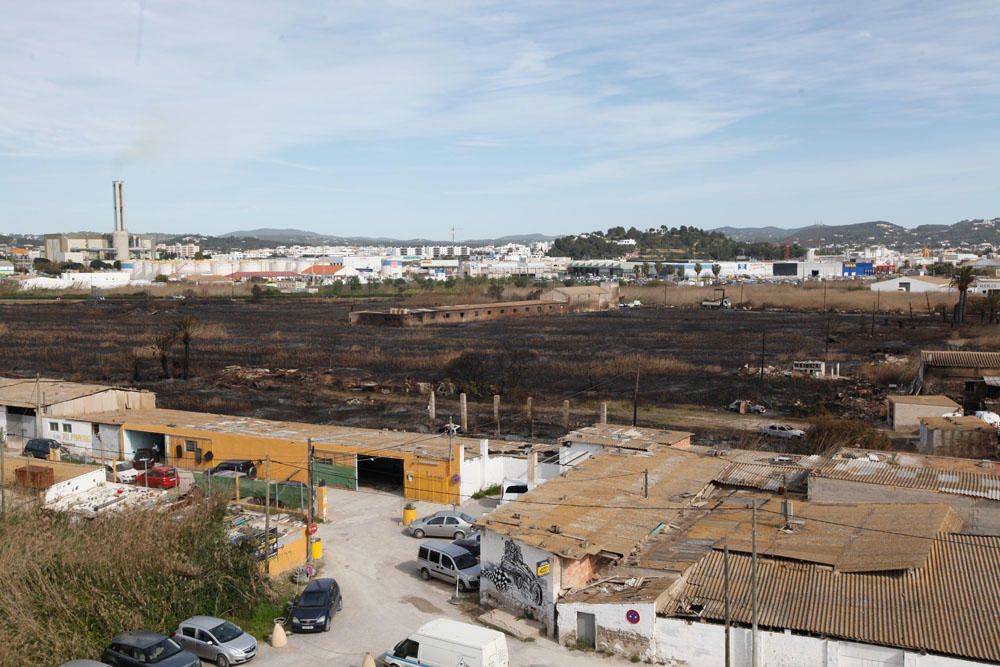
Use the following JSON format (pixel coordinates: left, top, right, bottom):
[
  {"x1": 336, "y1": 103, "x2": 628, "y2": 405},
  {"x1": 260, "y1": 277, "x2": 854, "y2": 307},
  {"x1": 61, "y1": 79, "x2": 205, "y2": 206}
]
[{"x1": 482, "y1": 538, "x2": 544, "y2": 608}]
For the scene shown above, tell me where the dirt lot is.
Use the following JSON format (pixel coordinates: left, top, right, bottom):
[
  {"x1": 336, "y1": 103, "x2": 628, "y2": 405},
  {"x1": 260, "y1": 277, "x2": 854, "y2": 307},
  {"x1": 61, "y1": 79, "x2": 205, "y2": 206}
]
[
  {"x1": 0, "y1": 295, "x2": 971, "y2": 444},
  {"x1": 253, "y1": 487, "x2": 621, "y2": 667}
]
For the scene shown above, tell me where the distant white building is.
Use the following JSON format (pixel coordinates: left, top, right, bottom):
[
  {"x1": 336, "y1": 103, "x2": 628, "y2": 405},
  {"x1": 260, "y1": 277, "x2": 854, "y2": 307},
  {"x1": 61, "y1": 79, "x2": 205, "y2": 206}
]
[{"x1": 870, "y1": 275, "x2": 954, "y2": 293}]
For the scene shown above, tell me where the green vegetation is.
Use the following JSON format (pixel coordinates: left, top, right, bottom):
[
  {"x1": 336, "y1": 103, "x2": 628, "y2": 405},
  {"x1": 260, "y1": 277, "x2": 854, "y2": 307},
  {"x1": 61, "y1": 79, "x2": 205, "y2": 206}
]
[
  {"x1": 548, "y1": 225, "x2": 805, "y2": 261},
  {"x1": 471, "y1": 483, "x2": 502, "y2": 499},
  {"x1": 0, "y1": 500, "x2": 269, "y2": 666}
]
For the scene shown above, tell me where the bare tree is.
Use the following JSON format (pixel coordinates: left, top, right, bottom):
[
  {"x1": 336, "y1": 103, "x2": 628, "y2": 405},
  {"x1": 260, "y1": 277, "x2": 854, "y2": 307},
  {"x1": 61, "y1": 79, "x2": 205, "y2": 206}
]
[{"x1": 175, "y1": 316, "x2": 197, "y2": 380}]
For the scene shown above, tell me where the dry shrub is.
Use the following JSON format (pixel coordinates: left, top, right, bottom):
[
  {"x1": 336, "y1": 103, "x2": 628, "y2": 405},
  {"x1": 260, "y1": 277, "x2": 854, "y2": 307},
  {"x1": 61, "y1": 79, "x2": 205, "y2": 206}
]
[
  {"x1": 857, "y1": 358, "x2": 918, "y2": 386},
  {"x1": 0, "y1": 500, "x2": 266, "y2": 666},
  {"x1": 196, "y1": 322, "x2": 230, "y2": 339},
  {"x1": 806, "y1": 416, "x2": 890, "y2": 454}
]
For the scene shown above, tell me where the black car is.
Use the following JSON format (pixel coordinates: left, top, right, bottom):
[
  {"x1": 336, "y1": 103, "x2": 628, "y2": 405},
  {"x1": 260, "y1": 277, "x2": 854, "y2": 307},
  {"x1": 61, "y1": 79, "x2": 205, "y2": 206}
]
[
  {"x1": 132, "y1": 448, "x2": 157, "y2": 470},
  {"x1": 208, "y1": 459, "x2": 258, "y2": 479},
  {"x1": 452, "y1": 530, "x2": 481, "y2": 558},
  {"x1": 22, "y1": 438, "x2": 61, "y2": 459},
  {"x1": 101, "y1": 631, "x2": 199, "y2": 667},
  {"x1": 288, "y1": 578, "x2": 342, "y2": 633}
]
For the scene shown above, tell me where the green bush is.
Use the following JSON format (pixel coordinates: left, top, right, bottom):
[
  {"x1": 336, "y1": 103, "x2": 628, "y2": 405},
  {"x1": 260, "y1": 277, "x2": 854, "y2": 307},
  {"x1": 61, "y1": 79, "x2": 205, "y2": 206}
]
[{"x1": 0, "y1": 500, "x2": 267, "y2": 666}]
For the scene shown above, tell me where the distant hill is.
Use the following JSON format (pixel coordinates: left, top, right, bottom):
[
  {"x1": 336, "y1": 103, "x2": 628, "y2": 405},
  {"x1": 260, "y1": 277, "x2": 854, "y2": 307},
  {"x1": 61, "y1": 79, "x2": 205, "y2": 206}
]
[
  {"x1": 715, "y1": 219, "x2": 1000, "y2": 249},
  {"x1": 215, "y1": 228, "x2": 555, "y2": 246}
]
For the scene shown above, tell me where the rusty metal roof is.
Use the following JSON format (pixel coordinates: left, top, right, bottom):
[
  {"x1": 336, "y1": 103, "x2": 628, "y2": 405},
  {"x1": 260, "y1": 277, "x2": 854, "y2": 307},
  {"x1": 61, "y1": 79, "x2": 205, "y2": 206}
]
[
  {"x1": 677, "y1": 534, "x2": 1000, "y2": 663},
  {"x1": 67, "y1": 408, "x2": 472, "y2": 461},
  {"x1": 810, "y1": 458, "x2": 1000, "y2": 500},
  {"x1": 920, "y1": 350, "x2": 1000, "y2": 368},
  {"x1": 0, "y1": 377, "x2": 145, "y2": 408},
  {"x1": 714, "y1": 462, "x2": 808, "y2": 493},
  {"x1": 563, "y1": 424, "x2": 692, "y2": 451},
  {"x1": 476, "y1": 448, "x2": 730, "y2": 560}
]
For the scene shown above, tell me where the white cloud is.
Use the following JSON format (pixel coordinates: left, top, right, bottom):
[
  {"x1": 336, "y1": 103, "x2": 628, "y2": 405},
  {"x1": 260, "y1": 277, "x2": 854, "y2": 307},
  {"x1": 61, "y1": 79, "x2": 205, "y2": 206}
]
[{"x1": 0, "y1": 0, "x2": 997, "y2": 164}]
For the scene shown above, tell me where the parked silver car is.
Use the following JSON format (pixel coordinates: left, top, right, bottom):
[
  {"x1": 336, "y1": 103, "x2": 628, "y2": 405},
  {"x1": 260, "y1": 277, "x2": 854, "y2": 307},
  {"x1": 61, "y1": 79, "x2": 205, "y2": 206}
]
[
  {"x1": 759, "y1": 423, "x2": 806, "y2": 439},
  {"x1": 406, "y1": 510, "x2": 476, "y2": 539},
  {"x1": 174, "y1": 616, "x2": 257, "y2": 666}
]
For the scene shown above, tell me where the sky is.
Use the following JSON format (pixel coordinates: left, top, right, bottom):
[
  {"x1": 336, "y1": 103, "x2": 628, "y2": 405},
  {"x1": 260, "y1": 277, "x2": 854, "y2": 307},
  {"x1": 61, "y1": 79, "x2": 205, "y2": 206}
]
[{"x1": 1, "y1": 1, "x2": 999, "y2": 239}]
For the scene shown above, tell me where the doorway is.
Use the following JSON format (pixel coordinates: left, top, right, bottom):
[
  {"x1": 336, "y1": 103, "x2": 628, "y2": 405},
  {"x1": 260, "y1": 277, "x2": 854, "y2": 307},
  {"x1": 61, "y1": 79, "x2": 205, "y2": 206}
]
[{"x1": 576, "y1": 612, "x2": 596, "y2": 650}]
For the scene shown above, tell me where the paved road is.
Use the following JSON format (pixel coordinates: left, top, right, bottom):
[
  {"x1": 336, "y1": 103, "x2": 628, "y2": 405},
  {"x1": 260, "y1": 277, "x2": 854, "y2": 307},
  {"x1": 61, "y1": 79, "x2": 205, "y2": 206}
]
[{"x1": 252, "y1": 487, "x2": 620, "y2": 667}]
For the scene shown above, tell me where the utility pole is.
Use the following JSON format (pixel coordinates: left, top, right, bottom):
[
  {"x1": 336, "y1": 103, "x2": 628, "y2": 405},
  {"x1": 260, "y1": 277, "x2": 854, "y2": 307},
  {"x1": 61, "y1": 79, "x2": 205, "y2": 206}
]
[
  {"x1": 34, "y1": 374, "x2": 42, "y2": 439},
  {"x1": 264, "y1": 455, "x2": 271, "y2": 574},
  {"x1": 757, "y1": 329, "x2": 766, "y2": 403},
  {"x1": 632, "y1": 363, "x2": 640, "y2": 427},
  {"x1": 642, "y1": 469, "x2": 648, "y2": 499},
  {"x1": 750, "y1": 501, "x2": 760, "y2": 667},
  {"x1": 724, "y1": 541, "x2": 731, "y2": 667},
  {"x1": 0, "y1": 427, "x2": 6, "y2": 519},
  {"x1": 447, "y1": 416, "x2": 455, "y2": 463},
  {"x1": 306, "y1": 439, "x2": 314, "y2": 563}
]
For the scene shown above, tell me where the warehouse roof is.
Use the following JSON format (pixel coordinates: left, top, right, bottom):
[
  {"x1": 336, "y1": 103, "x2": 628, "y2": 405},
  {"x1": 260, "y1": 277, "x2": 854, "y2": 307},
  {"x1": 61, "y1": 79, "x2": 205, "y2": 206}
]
[
  {"x1": 887, "y1": 394, "x2": 959, "y2": 407},
  {"x1": 676, "y1": 534, "x2": 1000, "y2": 663},
  {"x1": 920, "y1": 415, "x2": 994, "y2": 431},
  {"x1": 476, "y1": 448, "x2": 730, "y2": 560},
  {"x1": 563, "y1": 424, "x2": 692, "y2": 451},
  {"x1": 810, "y1": 457, "x2": 1000, "y2": 500},
  {"x1": 68, "y1": 408, "x2": 476, "y2": 461},
  {"x1": 920, "y1": 350, "x2": 1000, "y2": 369},
  {"x1": 713, "y1": 462, "x2": 809, "y2": 493},
  {"x1": 0, "y1": 377, "x2": 145, "y2": 408}
]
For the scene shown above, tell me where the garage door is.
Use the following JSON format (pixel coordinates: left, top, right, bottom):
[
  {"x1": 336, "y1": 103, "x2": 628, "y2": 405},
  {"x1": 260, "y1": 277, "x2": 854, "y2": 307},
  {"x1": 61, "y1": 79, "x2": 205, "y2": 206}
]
[{"x1": 838, "y1": 642, "x2": 904, "y2": 666}]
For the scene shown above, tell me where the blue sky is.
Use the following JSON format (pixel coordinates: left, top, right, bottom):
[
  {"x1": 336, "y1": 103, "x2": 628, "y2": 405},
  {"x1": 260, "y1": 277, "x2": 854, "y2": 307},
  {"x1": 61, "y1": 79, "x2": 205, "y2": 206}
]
[{"x1": 1, "y1": 1, "x2": 998, "y2": 239}]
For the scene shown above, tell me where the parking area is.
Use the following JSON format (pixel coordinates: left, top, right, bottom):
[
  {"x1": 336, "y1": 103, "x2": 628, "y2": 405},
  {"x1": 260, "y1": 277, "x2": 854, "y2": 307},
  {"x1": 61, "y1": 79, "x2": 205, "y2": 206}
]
[{"x1": 253, "y1": 487, "x2": 619, "y2": 667}]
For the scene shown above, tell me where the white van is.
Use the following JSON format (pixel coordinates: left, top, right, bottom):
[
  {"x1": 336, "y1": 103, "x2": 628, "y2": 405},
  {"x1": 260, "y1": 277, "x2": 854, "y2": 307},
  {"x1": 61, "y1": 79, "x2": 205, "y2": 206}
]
[
  {"x1": 382, "y1": 618, "x2": 509, "y2": 667},
  {"x1": 499, "y1": 478, "x2": 535, "y2": 506}
]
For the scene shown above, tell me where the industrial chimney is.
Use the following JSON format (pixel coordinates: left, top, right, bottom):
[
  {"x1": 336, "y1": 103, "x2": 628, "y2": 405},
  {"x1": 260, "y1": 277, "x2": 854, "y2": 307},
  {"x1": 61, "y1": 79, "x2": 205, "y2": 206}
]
[{"x1": 112, "y1": 180, "x2": 129, "y2": 261}]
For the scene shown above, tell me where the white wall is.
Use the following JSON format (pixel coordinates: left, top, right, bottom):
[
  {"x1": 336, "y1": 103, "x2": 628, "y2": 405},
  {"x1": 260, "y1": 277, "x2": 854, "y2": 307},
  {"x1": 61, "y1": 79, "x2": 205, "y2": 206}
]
[
  {"x1": 558, "y1": 601, "x2": 657, "y2": 659},
  {"x1": 653, "y1": 617, "x2": 989, "y2": 666},
  {"x1": 480, "y1": 531, "x2": 560, "y2": 635},
  {"x1": 43, "y1": 418, "x2": 95, "y2": 458},
  {"x1": 0, "y1": 405, "x2": 6, "y2": 436},
  {"x1": 43, "y1": 468, "x2": 105, "y2": 504},
  {"x1": 459, "y1": 442, "x2": 560, "y2": 500}
]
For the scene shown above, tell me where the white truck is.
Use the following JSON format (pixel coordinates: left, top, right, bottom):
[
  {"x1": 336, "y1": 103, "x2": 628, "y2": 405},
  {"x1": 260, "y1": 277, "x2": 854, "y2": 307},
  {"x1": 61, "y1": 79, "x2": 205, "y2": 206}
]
[
  {"x1": 701, "y1": 288, "x2": 732, "y2": 309},
  {"x1": 383, "y1": 619, "x2": 509, "y2": 667}
]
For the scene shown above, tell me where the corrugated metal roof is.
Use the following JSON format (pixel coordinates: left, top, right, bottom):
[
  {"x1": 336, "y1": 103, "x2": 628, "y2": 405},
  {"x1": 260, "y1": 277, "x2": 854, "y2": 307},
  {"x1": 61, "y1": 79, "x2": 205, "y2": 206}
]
[
  {"x1": 477, "y1": 448, "x2": 730, "y2": 560},
  {"x1": 920, "y1": 350, "x2": 1000, "y2": 368},
  {"x1": 563, "y1": 424, "x2": 692, "y2": 450},
  {"x1": 714, "y1": 462, "x2": 808, "y2": 492},
  {"x1": 810, "y1": 458, "x2": 1000, "y2": 500},
  {"x1": 984, "y1": 375, "x2": 1000, "y2": 387},
  {"x1": 677, "y1": 534, "x2": 1000, "y2": 663},
  {"x1": 0, "y1": 377, "x2": 141, "y2": 408}
]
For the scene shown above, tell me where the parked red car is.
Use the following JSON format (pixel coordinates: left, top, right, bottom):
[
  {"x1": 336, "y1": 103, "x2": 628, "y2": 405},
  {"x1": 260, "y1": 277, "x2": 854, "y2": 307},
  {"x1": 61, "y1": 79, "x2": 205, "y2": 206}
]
[{"x1": 136, "y1": 465, "x2": 179, "y2": 489}]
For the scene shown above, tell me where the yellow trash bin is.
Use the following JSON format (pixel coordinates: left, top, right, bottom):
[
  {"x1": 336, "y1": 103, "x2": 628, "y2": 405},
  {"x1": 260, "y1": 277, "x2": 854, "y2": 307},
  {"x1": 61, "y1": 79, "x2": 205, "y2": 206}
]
[
  {"x1": 311, "y1": 537, "x2": 323, "y2": 561},
  {"x1": 403, "y1": 505, "x2": 417, "y2": 526}
]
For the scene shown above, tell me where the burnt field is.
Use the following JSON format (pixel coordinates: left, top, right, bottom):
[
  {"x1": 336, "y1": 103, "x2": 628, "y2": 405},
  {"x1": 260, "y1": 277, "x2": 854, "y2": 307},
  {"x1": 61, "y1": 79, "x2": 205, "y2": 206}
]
[{"x1": 0, "y1": 297, "x2": 967, "y2": 442}]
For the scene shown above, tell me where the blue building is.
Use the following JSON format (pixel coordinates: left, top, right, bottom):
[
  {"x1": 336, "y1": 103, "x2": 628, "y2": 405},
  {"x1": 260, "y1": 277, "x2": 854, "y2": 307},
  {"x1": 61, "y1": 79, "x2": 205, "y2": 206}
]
[{"x1": 842, "y1": 261, "x2": 875, "y2": 277}]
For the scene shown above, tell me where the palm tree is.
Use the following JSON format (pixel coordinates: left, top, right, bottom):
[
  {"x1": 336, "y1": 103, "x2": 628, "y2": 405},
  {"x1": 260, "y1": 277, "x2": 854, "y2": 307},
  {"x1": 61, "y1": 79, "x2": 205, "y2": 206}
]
[
  {"x1": 693, "y1": 262, "x2": 703, "y2": 282},
  {"x1": 174, "y1": 316, "x2": 197, "y2": 380},
  {"x1": 711, "y1": 263, "x2": 722, "y2": 282},
  {"x1": 951, "y1": 266, "x2": 976, "y2": 324},
  {"x1": 153, "y1": 332, "x2": 176, "y2": 379}
]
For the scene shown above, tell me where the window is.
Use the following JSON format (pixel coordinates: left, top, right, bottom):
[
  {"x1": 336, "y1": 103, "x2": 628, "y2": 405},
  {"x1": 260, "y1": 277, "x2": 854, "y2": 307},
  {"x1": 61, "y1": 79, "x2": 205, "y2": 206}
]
[
  {"x1": 92, "y1": 424, "x2": 100, "y2": 436},
  {"x1": 49, "y1": 422, "x2": 58, "y2": 431},
  {"x1": 185, "y1": 440, "x2": 198, "y2": 452},
  {"x1": 428, "y1": 551, "x2": 441, "y2": 565},
  {"x1": 444, "y1": 516, "x2": 458, "y2": 525},
  {"x1": 62, "y1": 424, "x2": 72, "y2": 433},
  {"x1": 196, "y1": 629, "x2": 213, "y2": 643},
  {"x1": 442, "y1": 556, "x2": 455, "y2": 570},
  {"x1": 418, "y1": 546, "x2": 429, "y2": 560},
  {"x1": 181, "y1": 627, "x2": 196, "y2": 638},
  {"x1": 427, "y1": 517, "x2": 444, "y2": 525},
  {"x1": 394, "y1": 639, "x2": 419, "y2": 659}
]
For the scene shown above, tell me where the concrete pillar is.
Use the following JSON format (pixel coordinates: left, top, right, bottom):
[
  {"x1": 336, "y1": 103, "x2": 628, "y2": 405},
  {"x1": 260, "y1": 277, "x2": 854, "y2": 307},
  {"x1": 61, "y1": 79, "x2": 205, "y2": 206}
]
[
  {"x1": 526, "y1": 397, "x2": 533, "y2": 438},
  {"x1": 493, "y1": 395, "x2": 501, "y2": 435},
  {"x1": 428, "y1": 391, "x2": 436, "y2": 423},
  {"x1": 600, "y1": 402, "x2": 608, "y2": 425},
  {"x1": 527, "y1": 450, "x2": 538, "y2": 485},
  {"x1": 563, "y1": 400, "x2": 570, "y2": 429},
  {"x1": 460, "y1": 393, "x2": 468, "y2": 432}
]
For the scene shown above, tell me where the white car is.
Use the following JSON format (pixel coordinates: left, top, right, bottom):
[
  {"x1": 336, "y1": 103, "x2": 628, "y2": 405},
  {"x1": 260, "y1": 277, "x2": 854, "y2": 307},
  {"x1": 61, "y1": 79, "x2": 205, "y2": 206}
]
[
  {"x1": 759, "y1": 423, "x2": 806, "y2": 439},
  {"x1": 105, "y1": 460, "x2": 138, "y2": 484}
]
